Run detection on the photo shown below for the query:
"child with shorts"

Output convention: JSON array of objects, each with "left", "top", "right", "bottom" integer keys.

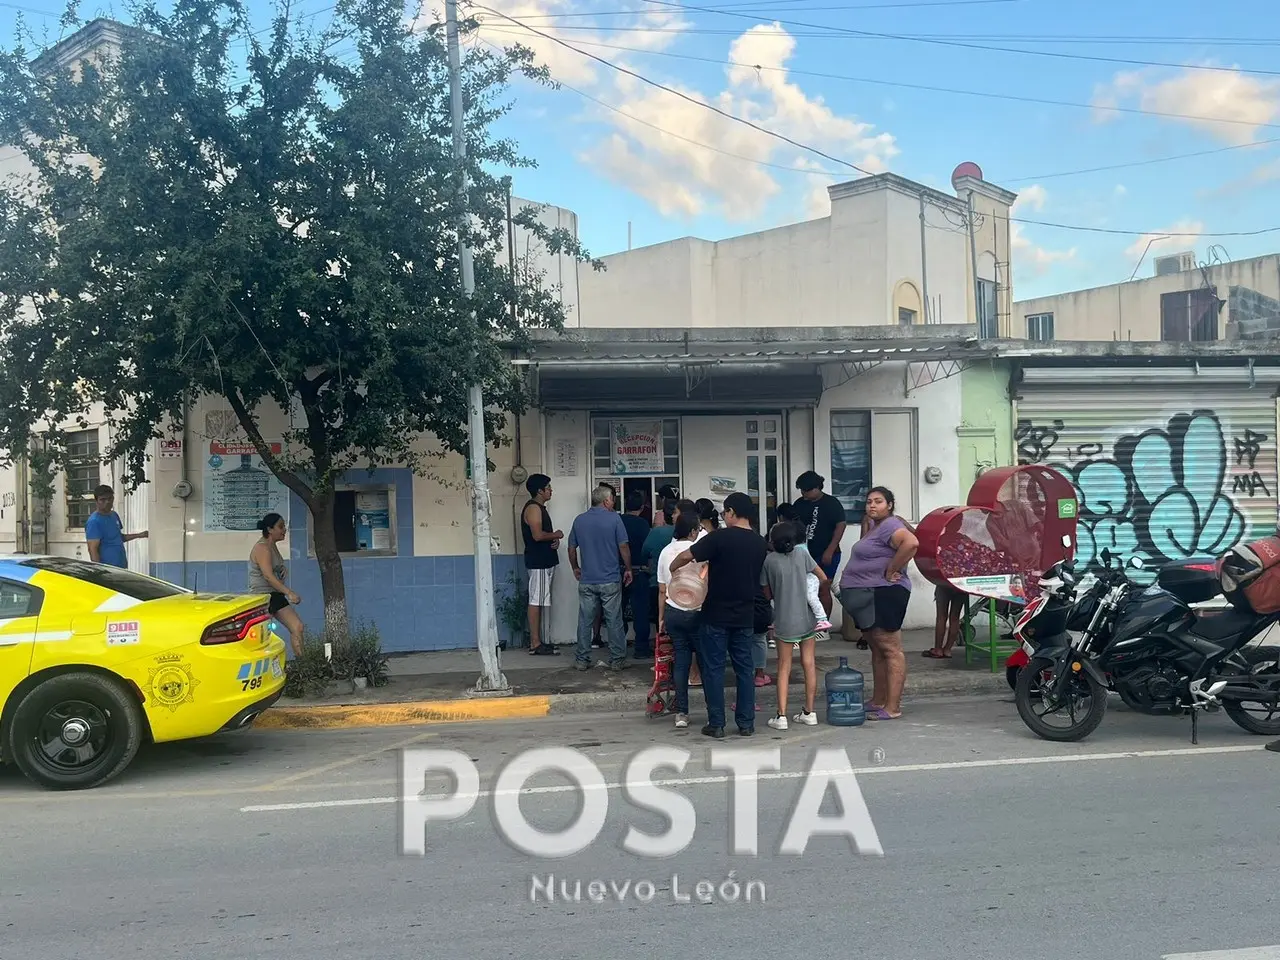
[
  {"left": 761, "top": 518, "right": 832, "bottom": 730},
  {"left": 775, "top": 503, "right": 832, "bottom": 633}
]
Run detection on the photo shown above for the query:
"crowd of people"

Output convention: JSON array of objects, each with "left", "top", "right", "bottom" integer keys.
[{"left": 519, "top": 469, "right": 926, "bottom": 737}]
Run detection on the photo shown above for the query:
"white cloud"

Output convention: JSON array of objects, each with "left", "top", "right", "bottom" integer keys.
[
  {"left": 1122, "top": 219, "right": 1205, "bottom": 263},
  {"left": 1114, "top": 184, "right": 1127, "bottom": 197},
  {"left": 1008, "top": 184, "right": 1075, "bottom": 276},
  {"left": 458, "top": 2, "right": 897, "bottom": 223},
  {"left": 1092, "top": 66, "right": 1280, "bottom": 145},
  {"left": 586, "top": 22, "right": 897, "bottom": 221}
]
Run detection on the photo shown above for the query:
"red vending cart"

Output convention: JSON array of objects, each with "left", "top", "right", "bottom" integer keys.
[{"left": 914, "top": 465, "right": 1078, "bottom": 672}]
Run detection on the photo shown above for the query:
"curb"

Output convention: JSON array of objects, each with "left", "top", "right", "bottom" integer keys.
[
  {"left": 253, "top": 670, "right": 1010, "bottom": 730},
  {"left": 252, "top": 695, "right": 551, "bottom": 730}
]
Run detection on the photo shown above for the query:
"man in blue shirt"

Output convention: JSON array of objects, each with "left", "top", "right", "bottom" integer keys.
[
  {"left": 85, "top": 484, "right": 148, "bottom": 569},
  {"left": 568, "top": 484, "right": 634, "bottom": 672}
]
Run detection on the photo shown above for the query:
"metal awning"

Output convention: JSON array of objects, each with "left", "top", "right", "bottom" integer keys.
[{"left": 515, "top": 326, "right": 998, "bottom": 409}]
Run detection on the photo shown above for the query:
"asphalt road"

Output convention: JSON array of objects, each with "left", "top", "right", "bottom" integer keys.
[{"left": 3, "top": 694, "right": 1280, "bottom": 960}]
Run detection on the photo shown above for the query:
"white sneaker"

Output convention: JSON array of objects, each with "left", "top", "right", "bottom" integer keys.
[
  {"left": 793, "top": 711, "right": 818, "bottom": 726},
  {"left": 767, "top": 714, "right": 789, "bottom": 730},
  {"left": 674, "top": 714, "right": 688, "bottom": 728}
]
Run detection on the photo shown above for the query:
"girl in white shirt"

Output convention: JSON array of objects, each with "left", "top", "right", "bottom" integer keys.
[{"left": 657, "top": 513, "right": 705, "bottom": 728}]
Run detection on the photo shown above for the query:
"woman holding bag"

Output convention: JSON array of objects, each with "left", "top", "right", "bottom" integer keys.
[{"left": 657, "top": 513, "right": 707, "bottom": 729}]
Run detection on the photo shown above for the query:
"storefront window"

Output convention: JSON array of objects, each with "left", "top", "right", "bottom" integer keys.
[{"left": 830, "top": 411, "right": 872, "bottom": 524}]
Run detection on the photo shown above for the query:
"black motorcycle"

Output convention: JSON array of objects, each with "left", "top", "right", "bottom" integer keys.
[{"left": 1014, "top": 553, "right": 1280, "bottom": 744}]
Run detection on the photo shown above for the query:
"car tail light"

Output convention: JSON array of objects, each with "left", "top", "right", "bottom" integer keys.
[{"left": 201, "top": 606, "right": 272, "bottom": 645}]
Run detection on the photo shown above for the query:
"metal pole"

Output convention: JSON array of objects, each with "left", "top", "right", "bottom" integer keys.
[
  {"left": 918, "top": 191, "right": 930, "bottom": 324},
  {"left": 446, "top": 0, "right": 508, "bottom": 694},
  {"left": 966, "top": 190, "right": 983, "bottom": 337}
]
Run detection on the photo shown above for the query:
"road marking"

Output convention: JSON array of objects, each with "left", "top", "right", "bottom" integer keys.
[
  {"left": 1163, "top": 948, "right": 1280, "bottom": 959},
  {"left": 238, "top": 741, "right": 1270, "bottom": 813},
  {"left": 270, "top": 731, "right": 439, "bottom": 787}
]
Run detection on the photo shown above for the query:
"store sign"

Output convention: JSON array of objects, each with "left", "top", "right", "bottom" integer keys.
[
  {"left": 612, "top": 421, "right": 663, "bottom": 474},
  {"left": 203, "top": 440, "right": 288, "bottom": 533}
]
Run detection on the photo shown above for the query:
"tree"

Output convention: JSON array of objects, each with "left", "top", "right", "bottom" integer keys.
[{"left": 0, "top": 0, "right": 597, "bottom": 644}]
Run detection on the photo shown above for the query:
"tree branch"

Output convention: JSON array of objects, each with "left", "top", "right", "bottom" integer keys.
[{"left": 224, "top": 386, "right": 314, "bottom": 507}]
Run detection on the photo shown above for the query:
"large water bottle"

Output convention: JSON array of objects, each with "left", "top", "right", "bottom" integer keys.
[{"left": 825, "top": 656, "right": 866, "bottom": 726}]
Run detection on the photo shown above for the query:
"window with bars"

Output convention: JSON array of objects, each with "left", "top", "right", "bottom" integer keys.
[
  {"left": 65, "top": 429, "right": 101, "bottom": 531},
  {"left": 1026, "top": 312, "right": 1054, "bottom": 341},
  {"left": 830, "top": 411, "right": 872, "bottom": 525},
  {"left": 1160, "top": 289, "right": 1219, "bottom": 342}
]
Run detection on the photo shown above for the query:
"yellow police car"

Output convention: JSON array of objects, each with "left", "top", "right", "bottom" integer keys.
[{"left": 0, "top": 555, "right": 287, "bottom": 790}]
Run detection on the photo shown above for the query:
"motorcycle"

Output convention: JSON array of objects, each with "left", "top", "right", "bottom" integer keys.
[
  {"left": 1005, "top": 548, "right": 1129, "bottom": 691},
  {"left": 1013, "top": 550, "right": 1280, "bottom": 744}
]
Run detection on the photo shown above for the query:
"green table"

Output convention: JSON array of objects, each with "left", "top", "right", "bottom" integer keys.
[{"left": 961, "top": 595, "right": 1021, "bottom": 673}]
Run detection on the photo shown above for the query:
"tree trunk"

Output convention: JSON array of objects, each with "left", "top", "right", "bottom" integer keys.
[{"left": 309, "top": 486, "right": 351, "bottom": 650}]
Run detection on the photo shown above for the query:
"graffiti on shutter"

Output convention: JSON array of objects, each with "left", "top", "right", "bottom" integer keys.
[{"left": 1015, "top": 408, "right": 1275, "bottom": 584}]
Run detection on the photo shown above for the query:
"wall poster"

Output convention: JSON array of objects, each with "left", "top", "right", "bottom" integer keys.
[
  {"left": 355, "top": 490, "right": 392, "bottom": 551},
  {"left": 203, "top": 440, "right": 289, "bottom": 533}
]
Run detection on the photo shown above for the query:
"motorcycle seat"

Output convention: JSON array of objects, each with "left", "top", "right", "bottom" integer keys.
[{"left": 1189, "top": 605, "right": 1265, "bottom": 643}]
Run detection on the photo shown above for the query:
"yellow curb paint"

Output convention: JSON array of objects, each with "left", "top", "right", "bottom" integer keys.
[{"left": 253, "top": 695, "right": 551, "bottom": 730}]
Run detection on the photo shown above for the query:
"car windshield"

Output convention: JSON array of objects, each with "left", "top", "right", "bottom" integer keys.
[{"left": 20, "top": 557, "right": 190, "bottom": 601}]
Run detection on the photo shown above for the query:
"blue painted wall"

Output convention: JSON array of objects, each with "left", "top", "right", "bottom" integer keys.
[{"left": 151, "top": 467, "right": 524, "bottom": 653}]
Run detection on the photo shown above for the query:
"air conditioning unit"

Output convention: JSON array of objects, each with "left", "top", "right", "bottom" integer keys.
[{"left": 1154, "top": 251, "right": 1196, "bottom": 276}]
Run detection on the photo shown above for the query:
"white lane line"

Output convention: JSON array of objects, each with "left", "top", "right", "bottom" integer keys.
[
  {"left": 1163, "top": 948, "right": 1280, "bottom": 959},
  {"left": 239, "top": 742, "right": 1269, "bottom": 813}
]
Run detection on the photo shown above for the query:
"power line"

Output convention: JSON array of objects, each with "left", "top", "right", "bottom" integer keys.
[
  {"left": 478, "top": 34, "right": 1278, "bottom": 188},
  {"left": 480, "top": 26, "right": 1280, "bottom": 132},
  {"left": 472, "top": 10, "right": 1280, "bottom": 239},
  {"left": 636, "top": 0, "right": 1280, "bottom": 77},
  {"left": 1002, "top": 138, "right": 1280, "bottom": 183},
  {"left": 515, "top": 0, "right": 1025, "bottom": 18},
  {"left": 474, "top": 3, "right": 878, "bottom": 175},
  {"left": 489, "top": 19, "right": 1280, "bottom": 46}
]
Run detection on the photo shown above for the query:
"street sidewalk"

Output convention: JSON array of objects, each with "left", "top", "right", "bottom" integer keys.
[{"left": 255, "top": 627, "right": 1012, "bottom": 730}]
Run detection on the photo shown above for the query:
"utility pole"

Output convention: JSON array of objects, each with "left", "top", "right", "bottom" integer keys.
[{"left": 446, "top": 0, "right": 509, "bottom": 695}]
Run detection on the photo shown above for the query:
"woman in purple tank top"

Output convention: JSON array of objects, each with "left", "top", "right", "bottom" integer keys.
[{"left": 838, "top": 486, "right": 918, "bottom": 719}]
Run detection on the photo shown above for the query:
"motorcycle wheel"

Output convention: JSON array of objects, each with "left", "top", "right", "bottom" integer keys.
[
  {"left": 1015, "top": 655, "right": 1108, "bottom": 743},
  {"left": 1222, "top": 645, "right": 1280, "bottom": 736}
]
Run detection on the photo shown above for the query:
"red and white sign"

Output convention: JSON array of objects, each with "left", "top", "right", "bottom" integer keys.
[
  {"left": 159, "top": 439, "right": 183, "bottom": 459},
  {"left": 107, "top": 620, "right": 141, "bottom": 646}
]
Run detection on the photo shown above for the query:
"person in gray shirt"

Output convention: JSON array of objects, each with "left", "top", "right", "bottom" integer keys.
[
  {"left": 760, "top": 519, "right": 831, "bottom": 730},
  {"left": 568, "top": 484, "right": 634, "bottom": 671}
]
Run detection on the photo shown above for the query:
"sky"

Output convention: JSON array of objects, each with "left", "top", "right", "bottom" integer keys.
[{"left": 4, "top": 0, "right": 1279, "bottom": 300}]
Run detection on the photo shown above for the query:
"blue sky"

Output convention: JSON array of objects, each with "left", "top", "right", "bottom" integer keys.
[{"left": 6, "top": 0, "right": 1279, "bottom": 300}]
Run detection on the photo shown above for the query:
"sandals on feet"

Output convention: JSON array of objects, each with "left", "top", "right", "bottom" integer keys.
[{"left": 866, "top": 706, "right": 901, "bottom": 720}]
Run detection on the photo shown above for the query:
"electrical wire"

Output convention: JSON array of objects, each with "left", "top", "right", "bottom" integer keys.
[
  {"left": 473, "top": 8, "right": 1280, "bottom": 239},
  {"left": 635, "top": 0, "right": 1280, "bottom": 77},
  {"left": 474, "top": 3, "right": 877, "bottom": 175},
  {"left": 479, "top": 25, "right": 1280, "bottom": 132}
]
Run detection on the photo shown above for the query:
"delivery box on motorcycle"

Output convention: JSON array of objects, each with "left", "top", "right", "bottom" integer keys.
[{"left": 1219, "top": 537, "right": 1280, "bottom": 614}]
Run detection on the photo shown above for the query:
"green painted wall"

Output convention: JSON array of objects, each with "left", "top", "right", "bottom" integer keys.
[{"left": 957, "top": 360, "right": 1013, "bottom": 491}]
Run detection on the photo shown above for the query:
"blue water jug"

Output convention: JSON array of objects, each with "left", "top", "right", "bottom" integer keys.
[{"left": 825, "top": 656, "right": 865, "bottom": 726}]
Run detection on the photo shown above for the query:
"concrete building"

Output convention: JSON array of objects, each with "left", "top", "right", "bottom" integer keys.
[
  {"left": 576, "top": 165, "right": 1016, "bottom": 335},
  {"left": 1014, "top": 251, "right": 1280, "bottom": 343}
]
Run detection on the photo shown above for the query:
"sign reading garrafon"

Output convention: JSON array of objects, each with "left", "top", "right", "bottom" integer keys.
[
  {"left": 612, "top": 421, "right": 663, "bottom": 474},
  {"left": 204, "top": 440, "right": 289, "bottom": 533}
]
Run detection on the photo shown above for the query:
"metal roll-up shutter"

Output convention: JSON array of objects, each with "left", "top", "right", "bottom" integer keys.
[{"left": 1013, "top": 372, "right": 1279, "bottom": 582}]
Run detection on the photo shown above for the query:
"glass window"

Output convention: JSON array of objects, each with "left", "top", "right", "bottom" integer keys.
[
  {"left": 22, "top": 557, "right": 188, "bottom": 601},
  {"left": 0, "top": 580, "right": 37, "bottom": 618},
  {"left": 764, "top": 420, "right": 777, "bottom": 433},
  {"left": 64, "top": 428, "right": 100, "bottom": 531},
  {"left": 747, "top": 438, "right": 759, "bottom": 451},
  {"left": 332, "top": 487, "right": 396, "bottom": 555},
  {"left": 830, "top": 411, "right": 872, "bottom": 524},
  {"left": 593, "top": 419, "right": 610, "bottom": 439},
  {"left": 1026, "top": 312, "right": 1054, "bottom": 341},
  {"left": 765, "top": 437, "right": 777, "bottom": 450}
]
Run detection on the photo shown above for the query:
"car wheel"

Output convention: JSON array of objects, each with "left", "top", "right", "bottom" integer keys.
[{"left": 6, "top": 672, "right": 143, "bottom": 790}]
